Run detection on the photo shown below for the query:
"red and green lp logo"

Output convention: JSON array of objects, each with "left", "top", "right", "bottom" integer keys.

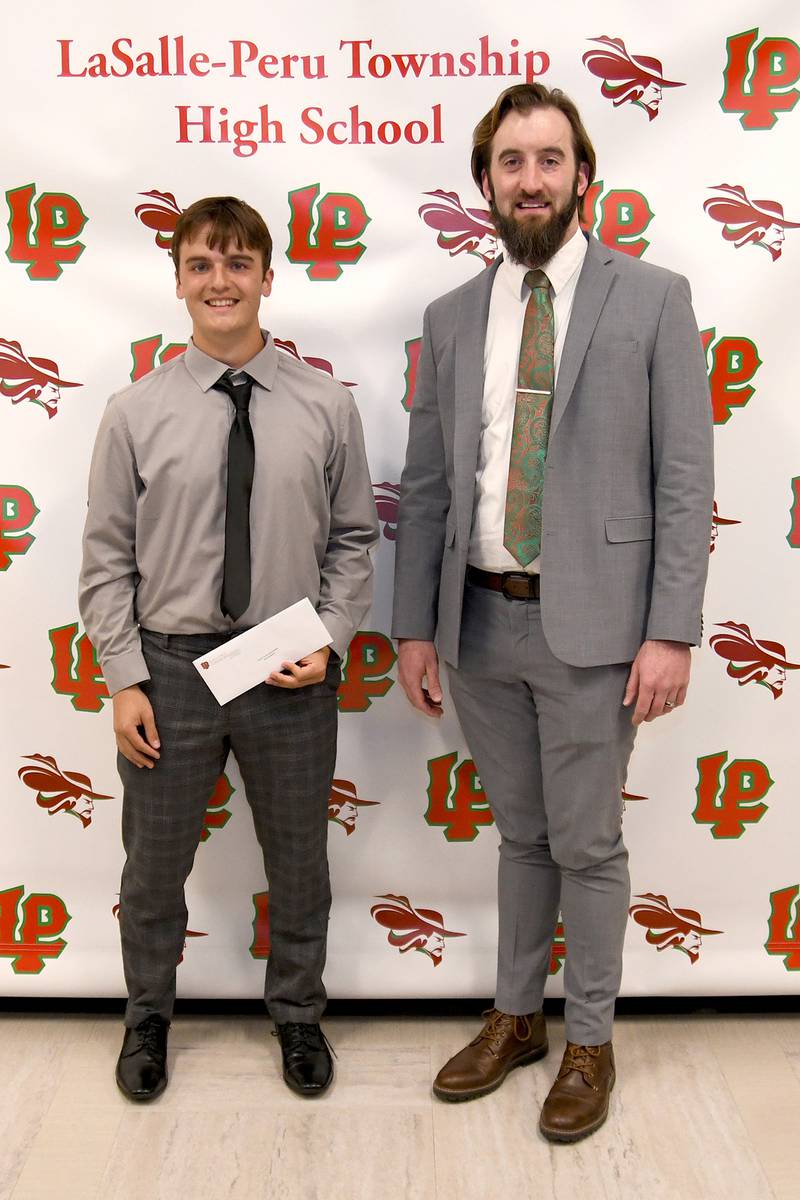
[
  {"left": 580, "top": 181, "right": 654, "bottom": 258},
  {"left": 721, "top": 29, "right": 800, "bottom": 130},
  {"left": 287, "top": 184, "right": 370, "bottom": 280},
  {"left": 426, "top": 752, "right": 493, "bottom": 841},
  {"left": 694, "top": 752, "right": 774, "bottom": 838},
  {"left": 338, "top": 631, "right": 396, "bottom": 712},
  {"left": 49, "top": 623, "right": 109, "bottom": 713},
  {"left": 0, "top": 486, "right": 38, "bottom": 571},
  {"left": 6, "top": 184, "right": 88, "bottom": 280},
  {"left": 700, "top": 329, "right": 761, "bottom": 425},
  {"left": 0, "top": 886, "right": 70, "bottom": 973},
  {"left": 789, "top": 478, "right": 800, "bottom": 549},
  {"left": 766, "top": 885, "right": 800, "bottom": 969}
]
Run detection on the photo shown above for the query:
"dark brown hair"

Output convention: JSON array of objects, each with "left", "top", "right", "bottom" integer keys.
[
  {"left": 171, "top": 196, "right": 273, "bottom": 275},
  {"left": 471, "top": 84, "right": 597, "bottom": 209}
]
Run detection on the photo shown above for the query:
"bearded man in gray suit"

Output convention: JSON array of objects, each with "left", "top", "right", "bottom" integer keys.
[{"left": 392, "top": 83, "right": 713, "bottom": 1142}]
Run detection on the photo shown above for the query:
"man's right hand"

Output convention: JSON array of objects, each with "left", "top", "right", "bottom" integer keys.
[
  {"left": 113, "top": 685, "right": 161, "bottom": 768},
  {"left": 398, "top": 639, "right": 444, "bottom": 718}
]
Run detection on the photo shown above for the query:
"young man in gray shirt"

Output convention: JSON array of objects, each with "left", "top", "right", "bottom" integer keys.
[{"left": 80, "top": 196, "right": 378, "bottom": 1101}]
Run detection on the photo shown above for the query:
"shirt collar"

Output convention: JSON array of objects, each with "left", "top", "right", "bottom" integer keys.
[
  {"left": 500, "top": 226, "right": 588, "bottom": 300},
  {"left": 183, "top": 330, "right": 279, "bottom": 393}
]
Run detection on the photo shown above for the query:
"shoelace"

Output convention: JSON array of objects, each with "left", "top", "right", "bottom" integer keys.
[
  {"left": 134, "top": 1016, "right": 167, "bottom": 1059},
  {"left": 560, "top": 1043, "right": 601, "bottom": 1086},
  {"left": 475, "top": 1007, "right": 533, "bottom": 1049},
  {"left": 273, "top": 1023, "right": 338, "bottom": 1061}
]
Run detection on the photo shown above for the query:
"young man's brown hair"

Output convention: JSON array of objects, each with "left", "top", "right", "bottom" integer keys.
[
  {"left": 171, "top": 196, "right": 273, "bottom": 276},
  {"left": 471, "top": 83, "right": 597, "bottom": 217}
]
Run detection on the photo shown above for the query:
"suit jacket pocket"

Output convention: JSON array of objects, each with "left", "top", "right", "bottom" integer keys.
[
  {"left": 605, "top": 514, "right": 654, "bottom": 543},
  {"left": 585, "top": 339, "right": 639, "bottom": 359}
]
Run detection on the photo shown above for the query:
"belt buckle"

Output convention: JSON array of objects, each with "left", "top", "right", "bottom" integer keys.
[{"left": 500, "top": 571, "right": 532, "bottom": 601}]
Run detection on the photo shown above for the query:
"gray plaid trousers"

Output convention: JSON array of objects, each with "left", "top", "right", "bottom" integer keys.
[{"left": 117, "top": 629, "right": 339, "bottom": 1027}]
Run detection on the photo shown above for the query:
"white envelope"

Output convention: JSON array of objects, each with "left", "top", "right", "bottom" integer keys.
[{"left": 192, "top": 598, "right": 333, "bottom": 705}]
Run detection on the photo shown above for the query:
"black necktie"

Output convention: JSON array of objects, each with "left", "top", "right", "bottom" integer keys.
[{"left": 214, "top": 370, "right": 255, "bottom": 620}]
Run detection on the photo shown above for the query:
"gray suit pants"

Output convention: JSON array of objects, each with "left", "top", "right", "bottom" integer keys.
[
  {"left": 447, "top": 581, "right": 637, "bottom": 1044},
  {"left": 118, "top": 629, "right": 339, "bottom": 1028}
]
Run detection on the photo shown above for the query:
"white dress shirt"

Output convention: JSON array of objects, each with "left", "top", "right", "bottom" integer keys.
[{"left": 468, "top": 226, "right": 588, "bottom": 573}]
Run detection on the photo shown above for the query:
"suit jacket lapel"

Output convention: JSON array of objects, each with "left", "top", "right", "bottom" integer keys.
[
  {"left": 550, "top": 236, "right": 616, "bottom": 440},
  {"left": 454, "top": 257, "right": 501, "bottom": 544}
]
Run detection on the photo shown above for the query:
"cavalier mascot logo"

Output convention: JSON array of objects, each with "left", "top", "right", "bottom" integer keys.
[
  {"left": 0, "top": 338, "right": 81, "bottom": 419},
  {"left": 274, "top": 337, "right": 355, "bottom": 387},
  {"left": 629, "top": 893, "right": 722, "bottom": 964},
  {"left": 18, "top": 753, "right": 112, "bottom": 829},
  {"left": 327, "top": 778, "right": 379, "bottom": 835},
  {"left": 134, "top": 189, "right": 183, "bottom": 249},
  {"left": 710, "top": 501, "right": 740, "bottom": 553},
  {"left": 112, "top": 902, "right": 205, "bottom": 962},
  {"left": 130, "top": 331, "right": 353, "bottom": 385},
  {"left": 582, "top": 36, "right": 685, "bottom": 120},
  {"left": 710, "top": 621, "right": 799, "bottom": 699},
  {"left": 703, "top": 184, "right": 799, "bottom": 261},
  {"left": 372, "top": 482, "right": 401, "bottom": 541},
  {"left": 370, "top": 894, "right": 464, "bottom": 966},
  {"left": 418, "top": 190, "right": 497, "bottom": 266}
]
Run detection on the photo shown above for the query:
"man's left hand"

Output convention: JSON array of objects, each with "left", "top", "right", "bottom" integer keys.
[
  {"left": 267, "top": 646, "right": 331, "bottom": 689},
  {"left": 623, "top": 639, "right": 691, "bottom": 726}
]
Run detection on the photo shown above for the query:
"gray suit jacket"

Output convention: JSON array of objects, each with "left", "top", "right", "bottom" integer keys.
[{"left": 392, "top": 235, "right": 714, "bottom": 668}]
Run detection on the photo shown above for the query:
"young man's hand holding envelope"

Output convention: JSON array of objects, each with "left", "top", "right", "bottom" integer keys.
[{"left": 193, "top": 597, "right": 333, "bottom": 706}]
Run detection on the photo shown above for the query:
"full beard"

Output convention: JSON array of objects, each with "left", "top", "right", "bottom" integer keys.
[{"left": 490, "top": 185, "right": 579, "bottom": 268}]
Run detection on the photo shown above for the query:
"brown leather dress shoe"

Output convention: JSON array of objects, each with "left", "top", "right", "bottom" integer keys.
[
  {"left": 433, "top": 1007, "right": 548, "bottom": 1102},
  {"left": 539, "top": 1041, "right": 615, "bottom": 1142}
]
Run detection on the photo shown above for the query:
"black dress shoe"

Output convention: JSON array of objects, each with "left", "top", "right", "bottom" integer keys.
[
  {"left": 115, "top": 1014, "right": 170, "bottom": 1101},
  {"left": 275, "top": 1021, "right": 334, "bottom": 1096}
]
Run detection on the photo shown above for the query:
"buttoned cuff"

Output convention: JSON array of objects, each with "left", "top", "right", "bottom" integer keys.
[{"left": 101, "top": 647, "right": 151, "bottom": 696}]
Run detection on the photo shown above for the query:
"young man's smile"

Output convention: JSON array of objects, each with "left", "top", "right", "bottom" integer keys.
[{"left": 175, "top": 228, "right": 273, "bottom": 364}]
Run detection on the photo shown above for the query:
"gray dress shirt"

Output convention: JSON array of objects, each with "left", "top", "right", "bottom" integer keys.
[{"left": 79, "top": 333, "right": 379, "bottom": 695}]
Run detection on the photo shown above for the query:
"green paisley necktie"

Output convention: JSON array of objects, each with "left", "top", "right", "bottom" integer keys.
[{"left": 503, "top": 269, "right": 554, "bottom": 567}]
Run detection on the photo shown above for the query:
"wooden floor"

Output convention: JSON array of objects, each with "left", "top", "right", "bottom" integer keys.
[{"left": 3, "top": 1010, "right": 799, "bottom": 1199}]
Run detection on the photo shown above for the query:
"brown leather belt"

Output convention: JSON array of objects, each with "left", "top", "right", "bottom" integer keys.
[{"left": 466, "top": 565, "right": 541, "bottom": 601}]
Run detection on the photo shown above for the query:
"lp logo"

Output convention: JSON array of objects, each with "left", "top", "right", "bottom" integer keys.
[
  {"left": 425, "top": 752, "right": 494, "bottom": 842},
  {"left": 0, "top": 885, "right": 71, "bottom": 973},
  {"left": 580, "top": 180, "right": 654, "bottom": 258},
  {"left": 337, "top": 632, "right": 396, "bottom": 712},
  {"left": 287, "top": 183, "right": 370, "bottom": 280},
  {"left": 250, "top": 892, "right": 271, "bottom": 959},
  {"left": 788, "top": 478, "right": 800, "bottom": 550},
  {"left": 0, "top": 486, "right": 39, "bottom": 571},
  {"left": 766, "top": 885, "right": 800, "bottom": 970},
  {"left": 694, "top": 751, "right": 774, "bottom": 838},
  {"left": 49, "top": 623, "right": 109, "bottom": 713},
  {"left": 201, "top": 774, "right": 234, "bottom": 842},
  {"left": 700, "top": 328, "right": 762, "bottom": 425},
  {"left": 130, "top": 334, "right": 187, "bottom": 382},
  {"left": 721, "top": 29, "right": 800, "bottom": 130},
  {"left": 6, "top": 183, "right": 88, "bottom": 280}
]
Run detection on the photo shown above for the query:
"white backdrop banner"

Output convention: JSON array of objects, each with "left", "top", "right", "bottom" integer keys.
[{"left": 2, "top": 0, "right": 799, "bottom": 999}]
